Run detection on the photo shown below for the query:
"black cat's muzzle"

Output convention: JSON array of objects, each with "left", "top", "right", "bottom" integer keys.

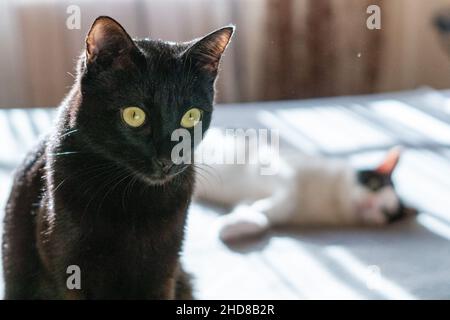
[{"left": 146, "top": 159, "right": 188, "bottom": 184}]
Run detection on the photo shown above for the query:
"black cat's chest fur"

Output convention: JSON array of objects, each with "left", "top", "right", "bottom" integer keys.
[{"left": 38, "top": 136, "right": 194, "bottom": 299}]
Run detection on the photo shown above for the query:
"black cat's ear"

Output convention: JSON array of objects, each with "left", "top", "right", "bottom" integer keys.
[
  {"left": 85, "top": 16, "right": 136, "bottom": 65},
  {"left": 376, "top": 147, "right": 402, "bottom": 176},
  {"left": 185, "top": 25, "right": 235, "bottom": 74}
]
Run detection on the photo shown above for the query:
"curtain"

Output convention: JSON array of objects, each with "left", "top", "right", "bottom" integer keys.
[{"left": 1, "top": 0, "right": 450, "bottom": 108}]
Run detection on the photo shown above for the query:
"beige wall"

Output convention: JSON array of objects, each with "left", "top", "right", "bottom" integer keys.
[
  {"left": 378, "top": 0, "right": 450, "bottom": 92},
  {"left": 1, "top": 0, "right": 450, "bottom": 108}
]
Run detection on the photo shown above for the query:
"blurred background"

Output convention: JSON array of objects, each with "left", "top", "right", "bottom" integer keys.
[
  {"left": 1, "top": 0, "right": 450, "bottom": 299},
  {"left": 2, "top": 0, "right": 450, "bottom": 108}
]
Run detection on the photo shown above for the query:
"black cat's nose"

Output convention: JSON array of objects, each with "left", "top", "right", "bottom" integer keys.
[{"left": 155, "top": 159, "right": 174, "bottom": 174}]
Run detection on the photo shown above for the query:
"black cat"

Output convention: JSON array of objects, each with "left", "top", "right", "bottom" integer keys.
[{"left": 2, "top": 16, "right": 234, "bottom": 299}]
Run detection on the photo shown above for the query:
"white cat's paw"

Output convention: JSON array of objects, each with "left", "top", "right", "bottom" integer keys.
[{"left": 218, "top": 205, "right": 269, "bottom": 242}]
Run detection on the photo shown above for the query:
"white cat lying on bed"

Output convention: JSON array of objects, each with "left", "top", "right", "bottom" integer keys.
[{"left": 194, "top": 129, "right": 412, "bottom": 242}]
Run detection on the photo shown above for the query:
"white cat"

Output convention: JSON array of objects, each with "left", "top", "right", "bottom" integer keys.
[{"left": 194, "top": 129, "right": 411, "bottom": 242}]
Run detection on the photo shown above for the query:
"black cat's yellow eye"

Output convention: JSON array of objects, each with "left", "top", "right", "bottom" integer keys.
[
  {"left": 122, "top": 107, "right": 146, "bottom": 127},
  {"left": 181, "top": 108, "right": 202, "bottom": 128}
]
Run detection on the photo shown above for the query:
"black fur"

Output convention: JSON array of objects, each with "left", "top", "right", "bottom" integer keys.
[
  {"left": 357, "top": 169, "right": 411, "bottom": 222},
  {"left": 2, "top": 16, "right": 233, "bottom": 299}
]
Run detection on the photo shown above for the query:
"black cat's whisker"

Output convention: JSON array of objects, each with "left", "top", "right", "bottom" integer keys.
[
  {"left": 171, "top": 168, "right": 192, "bottom": 192},
  {"left": 52, "top": 162, "right": 119, "bottom": 194},
  {"left": 199, "top": 163, "right": 222, "bottom": 183},
  {"left": 82, "top": 168, "right": 128, "bottom": 219},
  {"left": 96, "top": 170, "right": 135, "bottom": 214},
  {"left": 193, "top": 163, "right": 221, "bottom": 185},
  {"left": 75, "top": 163, "right": 124, "bottom": 198},
  {"left": 192, "top": 166, "right": 218, "bottom": 195},
  {"left": 79, "top": 167, "right": 121, "bottom": 195},
  {"left": 48, "top": 151, "right": 80, "bottom": 157},
  {"left": 192, "top": 166, "right": 209, "bottom": 183},
  {"left": 77, "top": 163, "right": 137, "bottom": 224},
  {"left": 53, "top": 157, "right": 142, "bottom": 200},
  {"left": 53, "top": 177, "right": 69, "bottom": 193},
  {"left": 60, "top": 128, "right": 79, "bottom": 138},
  {"left": 122, "top": 174, "right": 139, "bottom": 211},
  {"left": 78, "top": 173, "right": 122, "bottom": 216}
]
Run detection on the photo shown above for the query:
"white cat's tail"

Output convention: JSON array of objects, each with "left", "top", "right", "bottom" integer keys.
[{"left": 218, "top": 205, "right": 270, "bottom": 242}]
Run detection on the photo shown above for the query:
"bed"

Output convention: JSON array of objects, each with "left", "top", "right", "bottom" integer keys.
[{"left": 1, "top": 88, "right": 449, "bottom": 299}]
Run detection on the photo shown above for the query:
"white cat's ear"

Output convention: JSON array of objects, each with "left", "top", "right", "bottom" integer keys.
[
  {"left": 184, "top": 25, "right": 235, "bottom": 74},
  {"left": 376, "top": 147, "right": 402, "bottom": 175},
  {"left": 85, "top": 16, "right": 136, "bottom": 64}
]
